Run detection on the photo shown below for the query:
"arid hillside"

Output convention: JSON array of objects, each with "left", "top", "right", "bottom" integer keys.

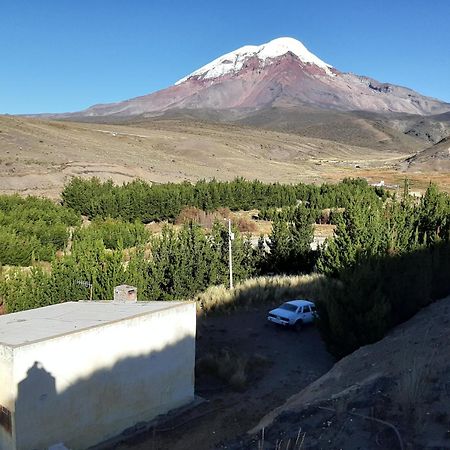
[
  {"left": 403, "top": 136, "right": 450, "bottom": 172},
  {"left": 0, "top": 114, "right": 440, "bottom": 198}
]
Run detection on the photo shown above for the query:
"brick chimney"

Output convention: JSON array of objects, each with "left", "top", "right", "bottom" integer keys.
[{"left": 113, "top": 285, "right": 137, "bottom": 303}]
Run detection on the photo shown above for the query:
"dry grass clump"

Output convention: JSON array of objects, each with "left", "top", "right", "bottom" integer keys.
[
  {"left": 175, "top": 206, "right": 232, "bottom": 229},
  {"left": 196, "top": 349, "right": 248, "bottom": 390},
  {"left": 175, "top": 206, "right": 258, "bottom": 233},
  {"left": 196, "top": 349, "right": 271, "bottom": 391},
  {"left": 395, "top": 334, "right": 437, "bottom": 424},
  {"left": 313, "top": 223, "right": 336, "bottom": 238},
  {"left": 175, "top": 206, "right": 213, "bottom": 227},
  {"left": 195, "top": 274, "right": 331, "bottom": 314},
  {"left": 235, "top": 216, "right": 257, "bottom": 232}
]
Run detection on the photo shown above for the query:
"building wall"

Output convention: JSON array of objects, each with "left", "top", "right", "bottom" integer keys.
[
  {"left": 0, "top": 345, "right": 14, "bottom": 450},
  {"left": 10, "top": 302, "right": 196, "bottom": 450}
]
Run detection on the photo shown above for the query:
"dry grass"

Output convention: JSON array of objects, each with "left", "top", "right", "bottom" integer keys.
[
  {"left": 176, "top": 207, "right": 259, "bottom": 233},
  {"left": 232, "top": 210, "right": 272, "bottom": 235},
  {"left": 0, "top": 261, "right": 52, "bottom": 276},
  {"left": 175, "top": 206, "right": 228, "bottom": 228},
  {"left": 257, "top": 427, "right": 306, "bottom": 450},
  {"left": 395, "top": 328, "right": 437, "bottom": 424},
  {"left": 396, "top": 358, "right": 429, "bottom": 418},
  {"left": 313, "top": 224, "right": 336, "bottom": 238},
  {"left": 196, "top": 349, "right": 271, "bottom": 391},
  {"left": 325, "top": 168, "right": 450, "bottom": 194},
  {"left": 235, "top": 216, "right": 258, "bottom": 233},
  {"left": 194, "top": 274, "right": 332, "bottom": 314}
]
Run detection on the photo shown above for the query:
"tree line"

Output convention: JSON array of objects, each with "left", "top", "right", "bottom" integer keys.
[{"left": 62, "top": 177, "right": 387, "bottom": 222}]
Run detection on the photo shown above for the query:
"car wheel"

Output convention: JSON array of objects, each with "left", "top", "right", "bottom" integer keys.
[{"left": 293, "top": 320, "right": 303, "bottom": 331}]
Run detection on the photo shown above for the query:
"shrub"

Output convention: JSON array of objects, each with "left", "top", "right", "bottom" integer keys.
[
  {"left": 196, "top": 349, "right": 271, "bottom": 391},
  {"left": 73, "top": 218, "right": 150, "bottom": 250},
  {"left": 0, "top": 194, "right": 80, "bottom": 265}
]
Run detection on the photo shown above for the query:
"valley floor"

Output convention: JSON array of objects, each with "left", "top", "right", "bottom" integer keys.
[{"left": 3, "top": 115, "right": 446, "bottom": 198}]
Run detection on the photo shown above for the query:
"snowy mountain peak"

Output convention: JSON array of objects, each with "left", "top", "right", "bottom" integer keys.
[
  {"left": 258, "top": 37, "right": 331, "bottom": 68},
  {"left": 175, "top": 37, "right": 333, "bottom": 85}
]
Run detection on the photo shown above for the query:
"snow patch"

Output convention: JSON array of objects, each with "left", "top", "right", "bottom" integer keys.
[{"left": 176, "top": 37, "right": 333, "bottom": 85}]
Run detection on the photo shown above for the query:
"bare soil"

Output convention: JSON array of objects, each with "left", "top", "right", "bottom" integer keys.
[{"left": 112, "top": 306, "right": 334, "bottom": 450}]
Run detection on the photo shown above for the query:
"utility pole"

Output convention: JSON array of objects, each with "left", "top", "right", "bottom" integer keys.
[{"left": 227, "top": 218, "right": 234, "bottom": 290}]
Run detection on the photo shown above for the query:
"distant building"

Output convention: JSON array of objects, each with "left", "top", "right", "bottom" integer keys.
[
  {"left": 0, "top": 289, "right": 196, "bottom": 450},
  {"left": 370, "top": 180, "right": 399, "bottom": 189}
]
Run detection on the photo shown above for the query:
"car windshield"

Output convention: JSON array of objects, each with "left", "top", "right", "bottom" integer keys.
[{"left": 280, "top": 303, "right": 298, "bottom": 312}]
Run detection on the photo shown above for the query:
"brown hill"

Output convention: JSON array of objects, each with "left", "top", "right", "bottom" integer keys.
[
  {"left": 386, "top": 111, "right": 450, "bottom": 145},
  {"left": 231, "top": 106, "right": 425, "bottom": 152},
  {"left": 403, "top": 136, "right": 450, "bottom": 172},
  {"left": 1, "top": 115, "right": 414, "bottom": 198}
]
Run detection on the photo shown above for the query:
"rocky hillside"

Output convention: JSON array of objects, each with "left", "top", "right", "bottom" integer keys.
[{"left": 403, "top": 136, "right": 450, "bottom": 172}]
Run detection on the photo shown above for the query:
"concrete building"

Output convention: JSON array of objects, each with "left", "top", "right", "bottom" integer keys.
[{"left": 0, "top": 298, "right": 196, "bottom": 450}]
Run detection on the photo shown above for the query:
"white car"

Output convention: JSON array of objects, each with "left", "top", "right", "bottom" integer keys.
[{"left": 267, "top": 299, "right": 317, "bottom": 330}]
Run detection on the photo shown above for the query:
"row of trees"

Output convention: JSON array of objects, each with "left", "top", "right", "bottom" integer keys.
[{"left": 62, "top": 177, "right": 386, "bottom": 222}]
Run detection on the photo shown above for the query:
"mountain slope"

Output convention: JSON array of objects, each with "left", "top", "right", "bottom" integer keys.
[
  {"left": 392, "top": 111, "right": 450, "bottom": 144},
  {"left": 404, "top": 136, "right": 450, "bottom": 171},
  {"left": 63, "top": 37, "right": 450, "bottom": 119},
  {"left": 175, "top": 36, "right": 334, "bottom": 83},
  {"left": 232, "top": 106, "right": 426, "bottom": 152}
]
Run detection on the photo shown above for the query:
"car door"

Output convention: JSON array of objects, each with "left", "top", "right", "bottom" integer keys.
[{"left": 302, "top": 305, "right": 313, "bottom": 323}]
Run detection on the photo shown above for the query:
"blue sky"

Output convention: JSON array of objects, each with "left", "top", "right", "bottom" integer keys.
[{"left": 1, "top": 0, "right": 449, "bottom": 114}]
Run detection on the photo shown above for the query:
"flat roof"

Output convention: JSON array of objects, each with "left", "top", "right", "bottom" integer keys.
[{"left": 0, "top": 301, "right": 191, "bottom": 348}]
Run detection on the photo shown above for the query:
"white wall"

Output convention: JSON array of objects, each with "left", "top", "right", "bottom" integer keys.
[
  {"left": 0, "top": 344, "right": 14, "bottom": 450},
  {"left": 8, "top": 302, "right": 195, "bottom": 450}
]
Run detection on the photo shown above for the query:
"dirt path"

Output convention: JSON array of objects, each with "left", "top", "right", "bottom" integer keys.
[{"left": 113, "top": 306, "right": 334, "bottom": 450}]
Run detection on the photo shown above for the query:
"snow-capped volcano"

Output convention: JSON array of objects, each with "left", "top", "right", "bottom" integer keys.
[
  {"left": 176, "top": 37, "right": 334, "bottom": 84},
  {"left": 61, "top": 37, "right": 450, "bottom": 119}
]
